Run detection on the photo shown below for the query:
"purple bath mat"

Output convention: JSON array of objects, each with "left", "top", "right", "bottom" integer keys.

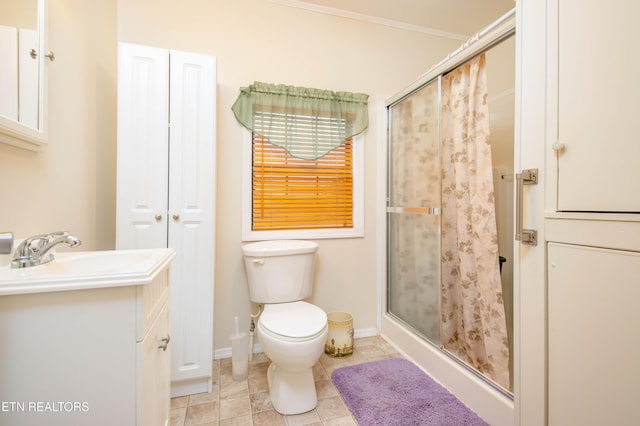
[{"left": 332, "top": 358, "right": 489, "bottom": 426}]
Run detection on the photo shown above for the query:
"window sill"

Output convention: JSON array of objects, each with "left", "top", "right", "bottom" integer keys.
[{"left": 241, "top": 227, "right": 364, "bottom": 242}]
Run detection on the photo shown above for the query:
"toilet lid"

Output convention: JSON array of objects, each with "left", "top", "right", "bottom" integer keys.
[{"left": 261, "top": 301, "right": 327, "bottom": 339}]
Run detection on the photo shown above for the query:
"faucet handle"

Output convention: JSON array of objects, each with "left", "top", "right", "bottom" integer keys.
[
  {"left": 45, "top": 231, "right": 70, "bottom": 239},
  {"left": 15, "top": 234, "right": 48, "bottom": 257},
  {"left": 0, "top": 232, "right": 13, "bottom": 255},
  {"left": 33, "top": 231, "right": 69, "bottom": 252}
]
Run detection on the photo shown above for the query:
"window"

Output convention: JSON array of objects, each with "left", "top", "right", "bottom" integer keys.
[
  {"left": 233, "top": 82, "right": 368, "bottom": 240},
  {"left": 253, "top": 132, "right": 353, "bottom": 231},
  {"left": 242, "top": 129, "right": 364, "bottom": 241}
]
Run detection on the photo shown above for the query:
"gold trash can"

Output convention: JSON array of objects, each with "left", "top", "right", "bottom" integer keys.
[{"left": 324, "top": 311, "right": 354, "bottom": 357}]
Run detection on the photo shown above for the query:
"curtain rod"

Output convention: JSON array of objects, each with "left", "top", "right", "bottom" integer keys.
[{"left": 386, "top": 7, "right": 516, "bottom": 107}]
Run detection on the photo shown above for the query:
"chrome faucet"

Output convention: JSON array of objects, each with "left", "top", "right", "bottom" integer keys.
[{"left": 11, "top": 231, "right": 82, "bottom": 268}]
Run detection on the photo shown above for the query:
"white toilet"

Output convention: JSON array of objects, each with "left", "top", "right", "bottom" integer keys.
[{"left": 242, "top": 240, "right": 328, "bottom": 415}]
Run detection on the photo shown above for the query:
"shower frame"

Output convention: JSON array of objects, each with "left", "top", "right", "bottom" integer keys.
[{"left": 380, "top": 8, "right": 516, "bottom": 426}]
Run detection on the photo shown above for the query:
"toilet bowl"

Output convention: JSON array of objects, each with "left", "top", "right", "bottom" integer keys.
[
  {"left": 242, "top": 240, "right": 327, "bottom": 415},
  {"left": 257, "top": 301, "right": 328, "bottom": 414}
]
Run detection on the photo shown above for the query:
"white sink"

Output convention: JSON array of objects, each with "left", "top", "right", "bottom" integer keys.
[
  {"left": 0, "top": 248, "right": 175, "bottom": 296},
  {"left": 42, "top": 250, "right": 158, "bottom": 274}
]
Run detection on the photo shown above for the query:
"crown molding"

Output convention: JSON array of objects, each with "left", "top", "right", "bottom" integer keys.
[{"left": 267, "top": 0, "right": 469, "bottom": 41}]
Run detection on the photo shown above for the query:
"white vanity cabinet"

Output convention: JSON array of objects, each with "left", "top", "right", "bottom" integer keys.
[
  {"left": 116, "top": 42, "right": 216, "bottom": 397},
  {"left": 141, "top": 301, "right": 171, "bottom": 426},
  {"left": 0, "top": 249, "right": 174, "bottom": 426}
]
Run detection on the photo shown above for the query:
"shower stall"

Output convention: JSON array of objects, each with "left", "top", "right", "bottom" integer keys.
[{"left": 382, "top": 10, "right": 515, "bottom": 425}]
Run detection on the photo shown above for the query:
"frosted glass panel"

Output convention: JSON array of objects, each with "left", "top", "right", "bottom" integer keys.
[{"left": 387, "top": 78, "right": 440, "bottom": 343}]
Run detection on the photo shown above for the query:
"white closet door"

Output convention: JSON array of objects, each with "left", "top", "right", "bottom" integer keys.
[
  {"left": 548, "top": 243, "right": 640, "bottom": 425},
  {"left": 167, "top": 50, "right": 216, "bottom": 387},
  {"left": 555, "top": 1, "right": 640, "bottom": 212},
  {"left": 116, "top": 43, "right": 169, "bottom": 250}
]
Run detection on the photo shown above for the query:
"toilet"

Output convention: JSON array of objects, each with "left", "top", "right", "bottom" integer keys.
[{"left": 242, "top": 240, "right": 328, "bottom": 415}]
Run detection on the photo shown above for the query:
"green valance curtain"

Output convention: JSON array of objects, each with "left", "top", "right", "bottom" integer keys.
[{"left": 231, "top": 81, "right": 369, "bottom": 160}]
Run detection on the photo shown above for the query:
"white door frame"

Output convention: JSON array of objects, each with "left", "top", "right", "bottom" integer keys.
[{"left": 514, "top": 1, "right": 547, "bottom": 424}]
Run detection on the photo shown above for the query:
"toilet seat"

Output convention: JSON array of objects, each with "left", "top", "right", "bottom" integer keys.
[{"left": 260, "top": 301, "right": 327, "bottom": 341}]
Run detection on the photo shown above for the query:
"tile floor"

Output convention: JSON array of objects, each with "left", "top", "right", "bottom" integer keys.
[{"left": 170, "top": 335, "right": 402, "bottom": 426}]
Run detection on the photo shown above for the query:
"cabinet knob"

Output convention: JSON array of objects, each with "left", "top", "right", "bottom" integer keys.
[
  {"left": 31, "top": 49, "right": 55, "bottom": 61},
  {"left": 172, "top": 214, "right": 180, "bottom": 221},
  {"left": 158, "top": 334, "right": 170, "bottom": 352},
  {"left": 552, "top": 140, "right": 566, "bottom": 152},
  {"left": 155, "top": 214, "right": 163, "bottom": 222}
]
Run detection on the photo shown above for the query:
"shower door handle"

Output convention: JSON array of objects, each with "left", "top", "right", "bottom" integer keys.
[
  {"left": 515, "top": 168, "right": 538, "bottom": 245},
  {"left": 386, "top": 207, "right": 441, "bottom": 215}
]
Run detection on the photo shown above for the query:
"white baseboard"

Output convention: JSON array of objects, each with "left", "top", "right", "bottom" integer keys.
[
  {"left": 354, "top": 327, "right": 378, "bottom": 339},
  {"left": 214, "top": 327, "right": 379, "bottom": 360},
  {"left": 170, "top": 377, "right": 212, "bottom": 398}
]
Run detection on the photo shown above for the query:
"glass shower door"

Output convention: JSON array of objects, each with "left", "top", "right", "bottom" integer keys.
[{"left": 387, "top": 78, "right": 441, "bottom": 344}]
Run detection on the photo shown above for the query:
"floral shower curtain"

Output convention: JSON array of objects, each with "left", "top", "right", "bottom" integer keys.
[{"left": 440, "top": 54, "right": 510, "bottom": 389}]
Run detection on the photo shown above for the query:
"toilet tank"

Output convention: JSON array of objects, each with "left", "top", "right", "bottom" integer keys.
[{"left": 242, "top": 240, "right": 318, "bottom": 303}]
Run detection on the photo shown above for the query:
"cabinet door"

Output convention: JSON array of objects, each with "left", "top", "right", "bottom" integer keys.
[
  {"left": 140, "top": 303, "right": 170, "bottom": 426},
  {"left": 548, "top": 243, "right": 640, "bottom": 425},
  {"left": 167, "top": 51, "right": 216, "bottom": 389},
  {"left": 116, "top": 43, "right": 169, "bottom": 249},
  {"left": 18, "top": 29, "right": 39, "bottom": 129},
  {"left": 554, "top": 1, "right": 640, "bottom": 212},
  {"left": 0, "top": 26, "right": 18, "bottom": 121}
]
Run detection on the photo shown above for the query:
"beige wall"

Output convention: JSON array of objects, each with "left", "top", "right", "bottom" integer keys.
[
  {"left": 0, "top": 0, "right": 462, "bottom": 353},
  {"left": 0, "top": 0, "right": 38, "bottom": 29},
  {"left": 117, "top": 0, "right": 463, "bottom": 351},
  {"left": 117, "top": 0, "right": 461, "bottom": 351},
  {"left": 0, "top": 0, "right": 117, "bottom": 250}
]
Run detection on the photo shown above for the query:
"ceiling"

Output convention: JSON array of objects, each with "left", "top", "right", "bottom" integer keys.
[{"left": 289, "top": 0, "right": 515, "bottom": 38}]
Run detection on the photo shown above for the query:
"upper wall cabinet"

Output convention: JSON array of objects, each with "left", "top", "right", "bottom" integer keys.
[
  {"left": 0, "top": 0, "right": 48, "bottom": 151},
  {"left": 549, "top": 0, "right": 640, "bottom": 212}
]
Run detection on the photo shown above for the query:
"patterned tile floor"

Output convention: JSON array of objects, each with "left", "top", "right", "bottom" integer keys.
[{"left": 170, "top": 336, "right": 402, "bottom": 426}]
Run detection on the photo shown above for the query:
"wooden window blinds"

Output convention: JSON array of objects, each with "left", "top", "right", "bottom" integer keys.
[{"left": 252, "top": 134, "right": 353, "bottom": 231}]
